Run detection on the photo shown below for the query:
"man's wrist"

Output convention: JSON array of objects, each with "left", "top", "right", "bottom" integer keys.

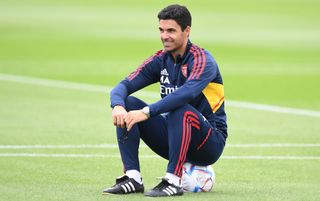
[
  {"left": 112, "top": 104, "right": 125, "bottom": 109},
  {"left": 142, "top": 106, "right": 150, "bottom": 118}
]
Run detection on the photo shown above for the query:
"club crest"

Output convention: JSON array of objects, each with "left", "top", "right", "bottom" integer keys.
[{"left": 181, "top": 64, "right": 188, "bottom": 77}]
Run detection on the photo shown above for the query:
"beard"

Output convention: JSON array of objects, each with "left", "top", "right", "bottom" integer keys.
[{"left": 162, "top": 39, "right": 183, "bottom": 53}]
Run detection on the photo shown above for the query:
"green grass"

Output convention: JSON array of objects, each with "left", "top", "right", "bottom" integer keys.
[{"left": 0, "top": 0, "right": 320, "bottom": 201}]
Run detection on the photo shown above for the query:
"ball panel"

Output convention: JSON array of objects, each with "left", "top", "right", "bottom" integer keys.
[{"left": 181, "top": 162, "right": 215, "bottom": 193}]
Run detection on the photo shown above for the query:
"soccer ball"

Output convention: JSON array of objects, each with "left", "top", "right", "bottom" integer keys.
[{"left": 181, "top": 162, "right": 215, "bottom": 192}]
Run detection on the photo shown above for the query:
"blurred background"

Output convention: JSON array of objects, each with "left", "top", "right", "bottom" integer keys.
[
  {"left": 0, "top": 1, "right": 319, "bottom": 201},
  {"left": 1, "top": 0, "right": 319, "bottom": 109}
]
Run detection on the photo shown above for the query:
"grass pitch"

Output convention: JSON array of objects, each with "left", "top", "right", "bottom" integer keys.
[{"left": 0, "top": 1, "right": 319, "bottom": 201}]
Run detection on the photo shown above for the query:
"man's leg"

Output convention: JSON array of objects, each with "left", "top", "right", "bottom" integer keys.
[
  {"left": 103, "top": 96, "right": 168, "bottom": 195},
  {"left": 185, "top": 124, "right": 226, "bottom": 167},
  {"left": 144, "top": 104, "right": 225, "bottom": 197},
  {"left": 116, "top": 96, "right": 169, "bottom": 173},
  {"left": 166, "top": 104, "right": 226, "bottom": 177}
]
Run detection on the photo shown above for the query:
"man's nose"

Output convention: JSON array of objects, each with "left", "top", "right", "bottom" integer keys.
[{"left": 161, "top": 32, "right": 169, "bottom": 40}]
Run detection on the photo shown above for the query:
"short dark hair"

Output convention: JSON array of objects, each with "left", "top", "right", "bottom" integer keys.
[{"left": 157, "top": 4, "right": 192, "bottom": 31}]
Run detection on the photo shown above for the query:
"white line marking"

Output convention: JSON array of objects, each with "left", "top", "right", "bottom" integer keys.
[
  {"left": 0, "top": 143, "right": 319, "bottom": 149},
  {"left": 0, "top": 73, "right": 159, "bottom": 98},
  {"left": 222, "top": 156, "right": 320, "bottom": 160},
  {"left": 226, "top": 144, "right": 320, "bottom": 148},
  {"left": 0, "top": 153, "right": 156, "bottom": 158},
  {"left": 0, "top": 144, "right": 121, "bottom": 149},
  {"left": 0, "top": 73, "right": 319, "bottom": 117},
  {"left": 226, "top": 101, "right": 320, "bottom": 117},
  {"left": 0, "top": 153, "right": 318, "bottom": 160}
]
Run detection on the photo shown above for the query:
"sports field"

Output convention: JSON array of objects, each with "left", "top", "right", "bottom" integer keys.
[{"left": 0, "top": 0, "right": 319, "bottom": 201}]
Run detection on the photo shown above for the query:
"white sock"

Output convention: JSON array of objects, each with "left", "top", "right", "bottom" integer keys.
[
  {"left": 165, "top": 172, "right": 181, "bottom": 187},
  {"left": 126, "top": 170, "right": 143, "bottom": 184}
]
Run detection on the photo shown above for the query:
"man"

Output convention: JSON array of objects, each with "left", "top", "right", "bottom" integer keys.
[{"left": 103, "top": 4, "right": 227, "bottom": 197}]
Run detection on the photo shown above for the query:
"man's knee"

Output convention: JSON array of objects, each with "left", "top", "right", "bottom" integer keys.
[
  {"left": 170, "top": 104, "right": 194, "bottom": 115},
  {"left": 168, "top": 104, "right": 198, "bottom": 120},
  {"left": 125, "top": 96, "right": 147, "bottom": 111}
]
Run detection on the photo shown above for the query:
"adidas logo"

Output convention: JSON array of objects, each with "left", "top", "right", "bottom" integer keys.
[
  {"left": 162, "top": 186, "right": 177, "bottom": 196},
  {"left": 120, "top": 181, "right": 136, "bottom": 193},
  {"left": 161, "top": 68, "right": 169, "bottom": 76}
]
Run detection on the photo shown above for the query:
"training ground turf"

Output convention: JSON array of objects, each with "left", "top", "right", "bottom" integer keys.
[{"left": 0, "top": 1, "right": 319, "bottom": 201}]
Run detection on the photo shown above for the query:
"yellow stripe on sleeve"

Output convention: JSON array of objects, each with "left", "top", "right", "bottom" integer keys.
[{"left": 202, "top": 82, "right": 225, "bottom": 112}]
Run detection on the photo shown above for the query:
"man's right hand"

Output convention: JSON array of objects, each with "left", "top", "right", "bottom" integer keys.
[{"left": 112, "top": 105, "right": 127, "bottom": 128}]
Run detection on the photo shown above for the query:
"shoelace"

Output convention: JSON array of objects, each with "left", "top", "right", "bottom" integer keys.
[
  {"left": 118, "top": 179, "right": 131, "bottom": 186},
  {"left": 153, "top": 179, "right": 171, "bottom": 190},
  {"left": 111, "top": 176, "right": 129, "bottom": 187}
]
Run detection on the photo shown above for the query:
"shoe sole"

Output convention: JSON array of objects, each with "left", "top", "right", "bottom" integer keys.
[
  {"left": 144, "top": 192, "right": 183, "bottom": 197},
  {"left": 102, "top": 192, "right": 117, "bottom": 195},
  {"left": 102, "top": 191, "right": 144, "bottom": 195}
]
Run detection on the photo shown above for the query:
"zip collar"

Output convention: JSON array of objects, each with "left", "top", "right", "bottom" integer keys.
[{"left": 168, "top": 40, "right": 192, "bottom": 64}]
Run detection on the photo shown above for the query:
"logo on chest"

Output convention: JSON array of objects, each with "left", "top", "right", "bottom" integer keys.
[
  {"left": 160, "top": 68, "right": 178, "bottom": 95},
  {"left": 181, "top": 64, "right": 188, "bottom": 78},
  {"left": 160, "top": 68, "right": 170, "bottom": 84}
]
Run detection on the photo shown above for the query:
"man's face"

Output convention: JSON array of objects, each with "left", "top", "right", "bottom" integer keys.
[{"left": 159, "top": 19, "right": 190, "bottom": 53}]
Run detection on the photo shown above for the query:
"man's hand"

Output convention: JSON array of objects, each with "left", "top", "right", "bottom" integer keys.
[
  {"left": 124, "top": 110, "right": 149, "bottom": 131},
  {"left": 112, "top": 105, "right": 128, "bottom": 128}
]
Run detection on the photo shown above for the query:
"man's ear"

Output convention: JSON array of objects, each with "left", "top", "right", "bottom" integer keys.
[{"left": 184, "top": 26, "right": 191, "bottom": 37}]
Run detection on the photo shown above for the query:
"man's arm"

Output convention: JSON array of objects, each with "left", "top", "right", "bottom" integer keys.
[
  {"left": 110, "top": 51, "right": 162, "bottom": 108},
  {"left": 110, "top": 51, "right": 162, "bottom": 128},
  {"left": 149, "top": 52, "right": 218, "bottom": 116}
]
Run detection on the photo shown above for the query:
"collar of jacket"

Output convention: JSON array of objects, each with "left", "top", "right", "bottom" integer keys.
[{"left": 167, "top": 40, "right": 192, "bottom": 64}]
